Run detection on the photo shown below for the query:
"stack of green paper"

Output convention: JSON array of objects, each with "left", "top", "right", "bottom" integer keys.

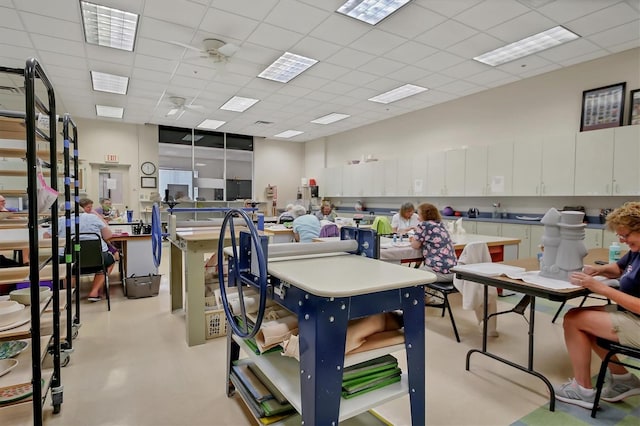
[
  {"left": 234, "top": 316, "right": 282, "bottom": 355},
  {"left": 341, "top": 354, "right": 402, "bottom": 399}
]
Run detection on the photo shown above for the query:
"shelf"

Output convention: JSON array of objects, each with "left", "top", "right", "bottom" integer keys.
[
  {"left": 0, "top": 170, "right": 50, "bottom": 177},
  {"left": 233, "top": 335, "right": 408, "bottom": 422},
  {"left": 0, "top": 148, "right": 61, "bottom": 159},
  {"left": 0, "top": 291, "right": 64, "bottom": 342},
  {"left": 0, "top": 336, "right": 51, "bottom": 390},
  {"left": 0, "top": 190, "right": 27, "bottom": 196}
]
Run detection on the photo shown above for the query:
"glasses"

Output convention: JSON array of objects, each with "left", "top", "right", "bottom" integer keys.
[{"left": 616, "top": 231, "right": 633, "bottom": 241}]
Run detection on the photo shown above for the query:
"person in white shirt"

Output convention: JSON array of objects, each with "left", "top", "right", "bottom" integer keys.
[{"left": 391, "top": 202, "right": 420, "bottom": 234}]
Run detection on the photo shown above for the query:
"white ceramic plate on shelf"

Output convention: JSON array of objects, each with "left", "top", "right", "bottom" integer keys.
[
  {"left": 0, "top": 358, "right": 18, "bottom": 377},
  {"left": 0, "top": 340, "right": 29, "bottom": 359},
  {"left": 0, "top": 309, "right": 30, "bottom": 332},
  {"left": 515, "top": 216, "right": 542, "bottom": 221}
]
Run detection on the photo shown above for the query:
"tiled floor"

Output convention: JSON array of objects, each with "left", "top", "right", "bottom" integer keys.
[{"left": 13, "top": 244, "right": 617, "bottom": 425}]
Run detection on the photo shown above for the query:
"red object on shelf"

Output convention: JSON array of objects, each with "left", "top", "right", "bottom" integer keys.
[{"left": 309, "top": 178, "right": 316, "bottom": 186}]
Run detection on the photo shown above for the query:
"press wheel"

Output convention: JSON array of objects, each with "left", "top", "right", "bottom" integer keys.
[{"left": 217, "top": 209, "right": 267, "bottom": 339}]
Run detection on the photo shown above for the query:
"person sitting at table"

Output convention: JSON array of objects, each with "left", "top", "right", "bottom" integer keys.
[
  {"left": 315, "top": 201, "right": 337, "bottom": 222},
  {"left": 94, "top": 197, "right": 115, "bottom": 220},
  {"left": 53, "top": 200, "right": 117, "bottom": 302},
  {"left": 391, "top": 202, "right": 420, "bottom": 234},
  {"left": 410, "top": 202, "right": 457, "bottom": 283},
  {"left": 278, "top": 204, "right": 295, "bottom": 224},
  {"left": 292, "top": 205, "right": 321, "bottom": 243},
  {"left": 554, "top": 201, "right": 640, "bottom": 410}
]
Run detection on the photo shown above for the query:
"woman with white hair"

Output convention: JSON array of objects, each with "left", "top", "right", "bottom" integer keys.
[
  {"left": 291, "top": 205, "right": 320, "bottom": 242},
  {"left": 278, "top": 203, "right": 295, "bottom": 224}
]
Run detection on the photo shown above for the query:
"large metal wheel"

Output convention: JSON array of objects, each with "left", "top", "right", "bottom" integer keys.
[{"left": 217, "top": 209, "right": 267, "bottom": 339}]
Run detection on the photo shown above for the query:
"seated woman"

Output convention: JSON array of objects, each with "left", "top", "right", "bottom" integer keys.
[
  {"left": 391, "top": 202, "right": 420, "bottom": 234},
  {"left": 409, "top": 203, "right": 457, "bottom": 282},
  {"left": 94, "top": 197, "right": 115, "bottom": 221},
  {"left": 315, "top": 202, "right": 337, "bottom": 222},
  {"left": 554, "top": 201, "right": 640, "bottom": 410},
  {"left": 292, "top": 205, "right": 321, "bottom": 243}
]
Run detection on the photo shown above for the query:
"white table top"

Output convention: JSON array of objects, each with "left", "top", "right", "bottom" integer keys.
[{"left": 267, "top": 254, "right": 436, "bottom": 297}]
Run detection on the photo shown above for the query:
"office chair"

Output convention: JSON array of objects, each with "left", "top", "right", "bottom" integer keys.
[
  {"left": 591, "top": 337, "right": 640, "bottom": 418},
  {"left": 73, "top": 232, "right": 111, "bottom": 311}
]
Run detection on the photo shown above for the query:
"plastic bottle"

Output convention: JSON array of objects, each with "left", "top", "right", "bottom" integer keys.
[
  {"left": 393, "top": 234, "right": 397, "bottom": 243},
  {"left": 609, "top": 242, "right": 621, "bottom": 263}
]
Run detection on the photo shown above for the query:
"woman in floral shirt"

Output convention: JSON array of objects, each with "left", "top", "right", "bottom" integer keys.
[{"left": 409, "top": 202, "right": 457, "bottom": 281}]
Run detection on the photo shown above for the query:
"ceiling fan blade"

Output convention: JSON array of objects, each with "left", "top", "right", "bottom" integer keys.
[
  {"left": 217, "top": 43, "right": 239, "bottom": 57},
  {"left": 168, "top": 40, "right": 205, "bottom": 54}
]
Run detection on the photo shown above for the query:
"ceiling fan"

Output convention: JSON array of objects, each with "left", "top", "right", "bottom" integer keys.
[
  {"left": 165, "top": 96, "right": 206, "bottom": 118},
  {"left": 170, "top": 38, "right": 240, "bottom": 63}
]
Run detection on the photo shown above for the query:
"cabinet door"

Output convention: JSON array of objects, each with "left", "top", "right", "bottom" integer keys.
[
  {"left": 574, "top": 129, "right": 614, "bottom": 195},
  {"left": 384, "top": 159, "right": 398, "bottom": 196},
  {"left": 541, "top": 132, "right": 575, "bottom": 196},
  {"left": 487, "top": 142, "right": 513, "bottom": 195},
  {"left": 396, "top": 158, "right": 412, "bottom": 196},
  {"left": 366, "top": 161, "right": 385, "bottom": 196},
  {"left": 612, "top": 125, "right": 640, "bottom": 195},
  {"left": 584, "top": 228, "right": 603, "bottom": 249},
  {"left": 412, "top": 153, "right": 428, "bottom": 196},
  {"left": 475, "top": 221, "right": 501, "bottom": 236},
  {"left": 512, "top": 139, "right": 542, "bottom": 196},
  {"left": 464, "top": 145, "right": 488, "bottom": 196},
  {"left": 462, "top": 220, "right": 476, "bottom": 234},
  {"left": 342, "top": 165, "right": 358, "bottom": 197},
  {"left": 323, "top": 166, "right": 342, "bottom": 197},
  {"left": 445, "top": 149, "right": 465, "bottom": 196},
  {"left": 426, "top": 151, "right": 445, "bottom": 196},
  {"left": 501, "top": 223, "right": 531, "bottom": 258},
  {"left": 529, "top": 225, "right": 544, "bottom": 257}
]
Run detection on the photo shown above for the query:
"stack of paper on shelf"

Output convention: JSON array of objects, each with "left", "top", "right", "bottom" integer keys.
[
  {"left": 230, "top": 361, "right": 295, "bottom": 423},
  {"left": 341, "top": 354, "right": 401, "bottom": 399}
]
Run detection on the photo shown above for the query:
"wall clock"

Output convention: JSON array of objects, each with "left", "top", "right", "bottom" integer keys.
[{"left": 141, "top": 161, "right": 156, "bottom": 175}]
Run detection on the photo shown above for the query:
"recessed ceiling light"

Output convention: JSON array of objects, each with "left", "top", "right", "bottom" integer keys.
[
  {"left": 274, "top": 130, "right": 304, "bottom": 138},
  {"left": 311, "top": 113, "right": 350, "bottom": 125},
  {"left": 197, "top": 119, "right": 225, "bottom": 130},
  {"left": 220, "top": 96, "right": 260, "bottom": 112},
  {"left": 91, "top": 71, "right": 129, "bottom": 94},
  {"left": 337, "top": 0, "right": 411, "bottom": 25},
  {"left": 258, "top": 52, "right": 318, "bottom": 83},
  {"left": 474, "top": 26, "right": 580, "bottom": 67},
  {"left": 96, "top": 105, "right": 123, "bottom": 118},
  {"left": 81, "top": 1, "right": 139, "bottom": 52},
  {"left": 368, "top": 84, "right": 428, "bottom": 104}
]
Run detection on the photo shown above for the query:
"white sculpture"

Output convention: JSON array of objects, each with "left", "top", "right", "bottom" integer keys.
[{"left": 539, "top": 209, "right": 588, "bottom": 280}]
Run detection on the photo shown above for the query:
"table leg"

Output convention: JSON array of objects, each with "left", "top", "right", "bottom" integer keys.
[
  {"left": 297, "top": 295, "right": 349, "bottom": 425},
  {"left": 169, "top": 242, "right": 183, "bottom": 312},
  {"left": 401, "top": 285, "right": 426, "bottom": 425}
]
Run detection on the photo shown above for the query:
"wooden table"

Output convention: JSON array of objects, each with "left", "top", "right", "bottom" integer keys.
[
  {"left": 452, "top": 248, "right": 608, "bottom": 411},
  {"left": 169, "top": 226, "right": 248, "bottom": 346}
]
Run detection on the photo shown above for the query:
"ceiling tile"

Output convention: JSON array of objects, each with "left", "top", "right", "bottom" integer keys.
[
  {"left": 325, "top": 47, "right": 375, "bottom": 69},
  {"left": 0, "top": 6, "right": 24, "bottom": 30},
  {"left": 136, "top": 37, "right": 186, "bottom": 60},
  {"left": 383, "top": 40, "right": 438, "bottom": 64},
  {"left": 415, "top": 51, "right": 466, "bottom": 72},
  {"left": 209, "top": 0, "right": 279, "bottom": 21},
  {"left": 497, "top": 53, "right": 554, "bottom": 74},
  {"left": 264, "top": 0, "right": 330, "bottom": 34},
  {"left": 443, "top": 60, "right": 488, "bottom": 79},
  {"left": 537, "top": 38, "right": 604, "bottom": 62},
  {"left": 385, "top": 65, "right": 430, "bottom": 83},
  {"left": 134, "top": 54, "right": 179, "bottom": 73},
  {"left": 377, "top": 4, "right": 447, "bottom": 39},
  {"left": 143, "top": 0, "right": 207, "bottom": 29},
  {"left": 456, "top": 1, "right": 529, "bottom": 30},
  {"left": 348, "top": 29, "right": 407, "bottom": 56},
  {"left": 465, "top": 68, "right": 514, "bottom": 85},
  {"left": 309, "top": 14, "right": 370, "bottom": 46},
  {"left": 486, "top": 11, "right": 556, "bottom": 42},
  {"left": 589, "top": 20, "right": 640, "bottom": 48},
  {"left": 537, "top": 0, "right": 620, "bottom": 23},
  {"left": 86, "top": 46, "right": 135, "bottom": 68},
  {"left": 14, "top": 0, "right": 79, "bottom": 21},
  {"left": 20, "top": 12, "right": 82, "bottom": 42},
  {"left": 567, "top": 2, "right": 639, "bottom": 36},
  {"left": 246, "top": 23, "right": 304, "bottom": 51},
  {"left": 303, "top": 62, "right": 350, "bottom": 80},
  {"left": 336, "top": 70, "right": 379, "bottom": 86},
  {"left": 0, "top": 27, "right": 33, "bottom": 48},
  {"left": 359, "top": 57, "right": 405, "bottom": 77},
  {"left": 199, "top": 8, "right": 261, "bottom": 42},
  {"left": 447, "top": 33, "right": 504, "bottom": 58},
  {"left": 415, "top": 20, "right": 478, "bottom": 49},
  {"left": 290, "top": 36, "right": 342, "bottom": 61},
  {"left": 413, "top": 0, "right": 482, "bottom": 17},
  {"left": 137, "top": 17, "right": 196, "bottom": 45}
]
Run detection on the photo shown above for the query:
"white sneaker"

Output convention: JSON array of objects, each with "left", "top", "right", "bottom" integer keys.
[
  {"left": 601, "top": 373, "right": 640, "bottom": 402},
  {"left": 554, "top": 378, "right": 596, "bottom": 409}
]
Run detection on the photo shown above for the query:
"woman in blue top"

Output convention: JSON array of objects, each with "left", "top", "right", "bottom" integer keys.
[
  {"left": 554, "top": 201, "right": 640, "bottom": 410},
  {"left": 409, "top": 202, "right": 457, "bottom": 282}
]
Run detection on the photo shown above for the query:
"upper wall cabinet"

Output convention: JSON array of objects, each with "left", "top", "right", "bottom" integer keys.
[
  {"left": 424, "top": 149, "right": 465, "bottom": 196},
  {"left": 487, "top": 142, "right": 513, "bottom": 196},
  {"left": 425, "top": 151, "right": 444, "bottom": 196},
  {"left": 464, "top": 145, "right": 488, "bottom": 196},
  {"left": 512, "top": 133, "right": 575, "bottom": 196},
  {"left": 574, "top": 125, "right": 639, "bottom": 196},
  {"left": 322, "top": 166, "right": 343, "bottom": 197},
  {"left": 412, "top": 153, "right": 429, "bottom": 196}
]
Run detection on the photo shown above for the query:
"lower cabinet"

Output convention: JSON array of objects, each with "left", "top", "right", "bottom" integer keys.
[{"left": 501, "top": 223, "right": 532, "bottom": 259}]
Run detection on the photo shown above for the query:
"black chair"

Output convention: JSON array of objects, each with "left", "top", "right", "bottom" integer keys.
[
  {"left": 591, "top": 337, "right": 640, "bottom": 418},
  {"left": 425, "top": 281, "right": 461, "bottom": 343},
  {"left": 73, "top": 232, "right": 111, "bottom": 311}
]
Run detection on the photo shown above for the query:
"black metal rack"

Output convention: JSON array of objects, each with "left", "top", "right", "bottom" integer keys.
[{"left": 0, "top": 58, "right": 63, "bottom": 424}]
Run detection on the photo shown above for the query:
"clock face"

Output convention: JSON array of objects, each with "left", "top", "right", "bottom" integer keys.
[{"left": 141, "top": 161, "right": 156, "bottom": 175}]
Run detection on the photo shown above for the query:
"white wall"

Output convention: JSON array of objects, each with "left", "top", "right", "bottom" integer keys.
[{"left": 313, "top": 48, "right": 640, "bottom": 168}]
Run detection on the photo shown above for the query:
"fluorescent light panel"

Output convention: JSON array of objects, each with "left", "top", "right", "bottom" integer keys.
[
  {"left": 96, "top": 105, "right": 123, "bottom": 118},
  {"left": 369, "top": 84, "right": 427, "bottom": 104},
  {"left": 197, "top": 119, "right": 225, "bottom": 130},
  {"left": 258, "top": 52, "right": 318, "bottom": 83},
  {"left": 91, "top": 71, "right": 129, "bottom": 94},
  {"left": 275, "top": 130, "right": 304, "bottom": 138},
  {"left": 81, "top": 1, "right": 139, "bottom": 52},
  {"left": 337, "top": 0, "right": 411, "bottom": 25},
  {"left": 474, "top": 26, "right": 580, "bottom": 66},
  {"left": 311, "top": 113, "right": 350, "bottom": 125},
  {"left": 220, "top": 96, "right": 259, "bottom": 112}
]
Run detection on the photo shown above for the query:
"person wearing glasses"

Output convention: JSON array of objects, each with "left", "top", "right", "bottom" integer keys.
[
  {"left": 391, "top": 202, "right": 420, "bottom": 234},
  {"left": 554, "top": 201, "right": 640, "bottom": 410}
]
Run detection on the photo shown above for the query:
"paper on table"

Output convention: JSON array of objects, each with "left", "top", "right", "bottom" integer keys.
[
  {"left": 453, "top": 263, "right": 525, "bottom": 277},
  {"left": 505, "top": 271, "right": 578, "bottom": 290}
]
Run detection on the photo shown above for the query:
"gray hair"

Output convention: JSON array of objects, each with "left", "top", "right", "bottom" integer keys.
[{"left": 292, "top": 205, "right": 307, "bottom": 218}]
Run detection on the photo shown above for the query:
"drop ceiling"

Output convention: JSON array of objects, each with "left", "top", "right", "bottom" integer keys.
[{"left": 0, "top": 0, "right": 638, "bottom": 142}]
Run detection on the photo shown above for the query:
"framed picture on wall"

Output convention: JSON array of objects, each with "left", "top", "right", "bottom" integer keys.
[
  {"left": 629, "top": 89, "right": 640, "bottom": 125},
  {"left": 580, "top": 82, "right": 626, "bottom": 131},
  {"left": 141, "top": 176, "right": 157, "bottom": 188}
]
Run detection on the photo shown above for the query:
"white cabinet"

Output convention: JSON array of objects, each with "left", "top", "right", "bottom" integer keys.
[
  {"left": 445, "top": 149, "right": 466, "bottom": 196},
  {"left": 529, "top": 225, "right": 544, "bottom": 257},
  {"left": 426, "top": 151, "right": 444, "bottom": 196},
  {"left": 342, "top": 165, "right": 359, "bottom": 197},
  {"left": 396, "top": 158, "right": 413, "bottom": 196},
  {"left": 475, "top": 221, "right": 501, "bottom": 236},
  {"left": 512, "top": 133, "right": 575, "bottom": 196},
  {"left": 412, "top": 153, "right": 429, "bottom": 196},
  {"left": 584, "top": 228, "right": 603, "bottom": 249},
  {"left": 365, "top": 161, "right": 385, "bottom": 197},
  {"left": 461, "top": 220, "right": 476, "bottom": 234},
  {"left": 464, "top": 146, "right": 488, "bottom": 196},
  {"left": 574, "top": 129, "right": 614, "bottom": 195},
  {"left": 487, "top": 142, "right": 513, "bottom": 196},
  {"left": 501, "top": 223, "right": 531, "bottom": 258},
  {"left": 612, "top": 125, "right": 640, "bottom": 195},
  {"left": 323, "top": 166, "right": 342, "bottom": 197},
  {"left": 384, "top": 159, "right": 399, "bottom": 196}
]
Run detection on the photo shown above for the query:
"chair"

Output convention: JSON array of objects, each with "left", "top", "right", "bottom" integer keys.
[
  {"left": 319, "top": 223, "right": 339, "bottom": 238},
  {"left": 73, "top": 232, "right": 111, "bottom": 311},
  {"left": 591, "top": 337, "right": 640, "bottom": 418},
  {"left": 371, "top": 216, "right": 392, "bottom": 235},
  {"left": 425, "top": 281, "right": 461, "bottom": 343}
]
